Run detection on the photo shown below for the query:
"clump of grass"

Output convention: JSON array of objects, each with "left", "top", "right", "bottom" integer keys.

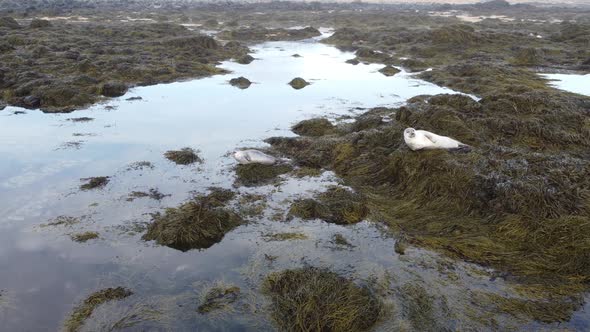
[
  {"left": 288, "top": 77, "right": 310, "bottom": 90},
  {"left": 142, "top": 191, "right": 243, "bottom": 251},
  {"left": 263, "top": 267, "right": 382, "bottom": 332},
  {"left": 235, "top": 163, "right": 293, "bottom": 187},
  {"left": 71, "top": 232, "right": 99, "bottom": 243},
  {"left": 126, "top": 188, "right": 169, "bottom": 202},
  {"left": 80, "top": 177, "right": 109, "bottom": 191},
  {"left": 292, "top": 118, "right": 335, "bottom": 137},
  {"left": 263, "top": 232, "right": 308, "bottom": 242},
  {"left": 289, "top": 187, "right": 368, "bottom": 225},
  {"left": 64, "top": 287, "right": 133, "bottom": 332},
  {"left": 197, "top": 285, "right": 241, "bottom": 314},
  {"left": 202, "top": 187, "right": 236, "bottom": 207},
  {"left": 164, "top": 148, "right": 202, "bottom": 165}
]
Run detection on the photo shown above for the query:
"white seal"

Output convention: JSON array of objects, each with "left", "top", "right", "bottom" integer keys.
[
  {"left": 404, "top": 128, "right": 469, "bottom": 151},
  {"left": 233, "top": 149, "right": 277, "bottom": 165}
]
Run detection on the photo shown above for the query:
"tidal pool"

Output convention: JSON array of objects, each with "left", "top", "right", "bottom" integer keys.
[
  {"left": 1, "top": 32, "right": 588, "bottom": 331},
  {"left": 541, "top": 73, "right": 590, "bottom": 96}
]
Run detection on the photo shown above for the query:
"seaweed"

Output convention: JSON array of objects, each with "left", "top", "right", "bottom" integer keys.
[
  {"left": 80, "top": 177, "right": 109, "bottom": 191},
  {"left": 64, "top": 287, "right": 133, "bottom": 332},
  {"left": 235, "top": 163, "right": 293, "bottom": 187},
  {"left": 142, "top": 191, "right": 243, "bottom": 251},
  {"left": 70, "top": 232, "right": 99, "bottom": 243},
  {"left": 292, "top": 118, "right": 335, "bottom": 137},
  {"left": 263, "top": 232, "right": 308, "bottom": 242},
  {"left": 164, "top": 148, "right": 202, "bottom": 165},
  {"left": 198, "top": 285, "right": 240, "bottom": 314},
  {"left": 263, "top": 267, "right": 382, "bottom": 332},
  {"left": 289, "top": 187, "right": 368, "bottom": 225}
]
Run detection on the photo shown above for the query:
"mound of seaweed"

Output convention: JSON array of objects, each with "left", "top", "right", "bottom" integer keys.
[
  {"left": 235, "top": 163, "right": 293, "bottom": 187},
  {"left": 267, "top": 91, "right": 590, "bottom": 312},
  {"left": 263, "top": 267, "right": 382, "bottom": 332},
  {"left": 142, "top": 189, "right": 242, "bottom": 251},
  {"left": 289, "top": 186, "right": 369, "bottom": 225}
]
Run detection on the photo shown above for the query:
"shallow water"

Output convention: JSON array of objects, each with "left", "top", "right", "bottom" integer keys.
[
  {"left": 1, "top": 33, "right": 588, "bottom": 331},
  {"left": 541, "top": 73, "right": 590, "bottom": 96}
]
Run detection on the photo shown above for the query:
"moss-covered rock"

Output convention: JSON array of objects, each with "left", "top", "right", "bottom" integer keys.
[
  {"left": 288, "top": 77, "right": 310, "bottom": 90},
  {"left": 29, "top": 19, "right": 51, "bottom": 29},
  {"left": 378, "top": 65, "right": 401, "bottom": 77},
  {"left": 236, "top": 54, "right": 254, "bottom": 64},
  {"left": 99, "top": 82, "right": 128, "bottom": 97},
  {"left": 292, "top": 118, "right": 335, "bottom": 137},
  {"left": 263, "top": 267, "right": 382, "bottom": 332},
  {"left": 0, "top": 17, "right": 20, "bottom": 29},
  {"left": 229, "top": 76, "right": 252, "bottom": 89}
]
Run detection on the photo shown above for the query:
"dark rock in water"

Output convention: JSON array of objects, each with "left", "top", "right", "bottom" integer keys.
[
  {"left": 29, "top": 19, "right": 51, "bottom": 29},
  {"left": 401, "top": 59, "right": 429, "bottom": 72},
  {"left": 22, "top": 95, "right": 40, "bottom": 108},
  {"left": 229, "top": 76, "right": 252, "bottom": 89},
  {"left": 0, "top": 17, "right": 20, "bottom": 29},
  {"left": 292, "top": 54, "right": 302, "bottom": 58},
  {"left": 346, "top": 58, "right": 360, "bottom": 65},
  {"left": 126, "top": 96, "right": 142, "bottom": 101},
  {"left": 378, "top": 65, "right": 401, "bottom": 77},
  {"left": 236, "top": 54, "right": 254, "bottom": 65},
  {"left": 100, "top": 82, "right": 128, "bottom": 97},
  {"left": 288, "top": 77, "right": 310, "bottom": 90},
  {"left": 0, "top": 102, "right": 6, "bottom": 110}
]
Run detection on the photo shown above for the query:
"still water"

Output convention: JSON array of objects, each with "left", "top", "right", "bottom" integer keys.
[
  {"left": 541, "top": 73, "right": 590, "bottom": 96},
  {"left": 1, "top": 32, "right": 588, "bottom": 331}
]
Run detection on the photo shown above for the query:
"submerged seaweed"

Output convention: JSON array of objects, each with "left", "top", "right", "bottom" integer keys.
[
  {"left": 164, "top": 148, "right": 203, "bottom": 165},
  {"left": 64, "top": 287, "right": 133, "bottom": 332},
  {"left": 289, "top": 186, "right": 368, "bottom": 225}
]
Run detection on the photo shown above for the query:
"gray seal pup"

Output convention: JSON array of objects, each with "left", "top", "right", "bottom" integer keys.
[{"left": 404, "top": 128, "right": 470, "bottom": 151}]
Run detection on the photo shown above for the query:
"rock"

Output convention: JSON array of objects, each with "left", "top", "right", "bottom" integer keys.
[
  {"left": 288, "top": 77, "right": 310, "bottom": 90},
  {"left": 22, "top": 95, "right": 40, "bottom": 108},
  {"left": 236, "top": 54, "right": 254, "bottom": 65},
  {"left": 29, "top": 19, "right": 51, "bottom": 29},
  {"left": 100, "top": 81, "right": 128, "bottom": 97},
  {"left": 229, "top": 76, "right": 252, "bottom": 89},
  {"left": 346, "top": 58, "right": 360, "bottom": 65},
  {"left": 292, "top": 54, "right": 302, "bottom": 58},
  {"left": 378, "top": 65, "right": 401, "bottom": 77},
  {"left": 0, "top": 17, "right": 20, "bottom": 29}
]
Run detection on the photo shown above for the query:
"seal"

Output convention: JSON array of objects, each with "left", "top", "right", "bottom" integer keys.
[
  {"left": 404, "top": 128, "right": 470, "bottom": 151},
  {"left": 233, "top": 149, "right": 277, "bottom": 165}
]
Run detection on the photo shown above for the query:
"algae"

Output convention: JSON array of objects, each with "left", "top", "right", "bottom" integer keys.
[
  {"left": 289, "top": 187, "right": 369, "bottom": 225},
  {"left": 292, "top": 118, "right": 335, "bottom": 137},
  {"left": 235, "top": 163, "right": 293, "bottom": 187},
  {"left": 142, "top": 191, "right": 243, "bottom": 251},
  {"left": 198, "top": 285, "right": 241, "bottom": 314},
  {"left": 164, "top": 148, "right": 202, "bottom": 165},
  {"left": 263, "top": 267, "right": 382, "bottom": 332},
  {"left": 70, "top": 232, "right": 99, "bottom": 243},
  {"left": 288, "top": 77, "right": 310, "bottom": 90},
  {"left": 80, "top": 176, "right": 109, "bottom": 190},
  {"left": 64, "top": 287, "right": 133, "bottom": 332}
]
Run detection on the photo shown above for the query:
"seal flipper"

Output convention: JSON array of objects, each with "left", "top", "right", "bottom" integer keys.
[{"left": 451, "top": 144, "right": 472, "bottom": 153}]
